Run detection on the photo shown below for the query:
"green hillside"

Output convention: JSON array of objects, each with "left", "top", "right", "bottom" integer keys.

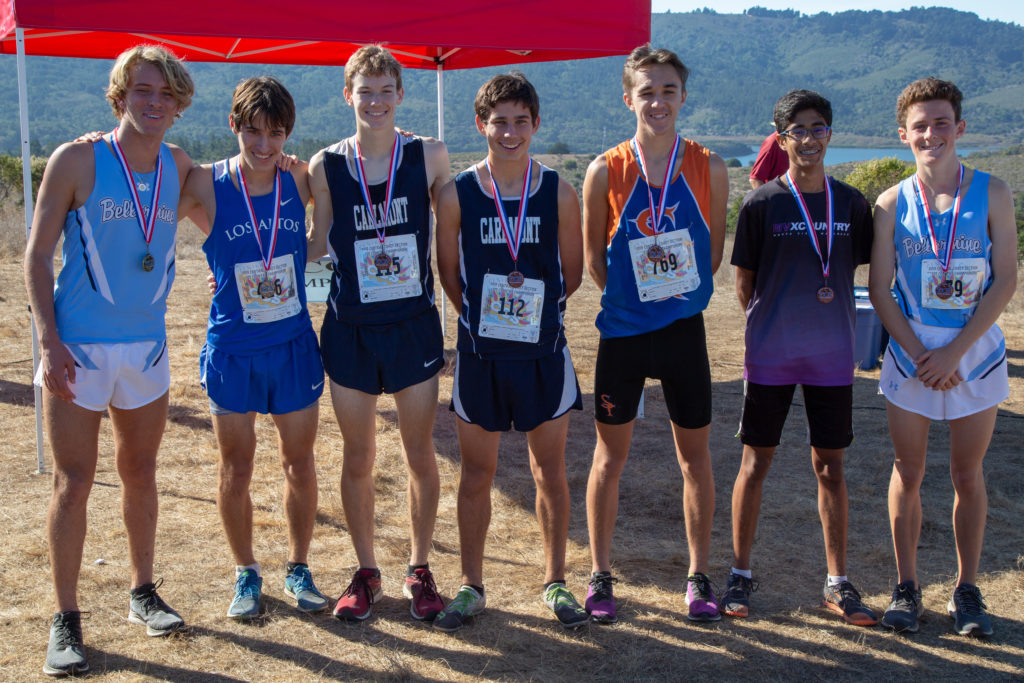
[{"left": 1, "top": 8, "right": 1022, "bottom": 157}]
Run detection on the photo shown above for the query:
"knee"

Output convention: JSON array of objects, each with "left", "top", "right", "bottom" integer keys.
[
  {"left": 738, "top": 450, "right": 773, "bottom": 482},
  {"left": 279, "top": 449, "right": 315, "bottom": 483},
  {"left": 892, "top": 460, "right": 925, "bottom": 491},
  {"left": 341, "top": 449, "right": 376, "bottom": 480},
  {"left": 460, "top": 462, "right": 496, "bottom": 496},
  {"left": 117, "top": 456, "right": 157, "bottom": 489},
  {"left": 590, "top": 447, "right": 628, "bottom": 481},
  {"left": 404, "top": 449, "right": 439, "bottom": 482},
  {"left": 813, "top": 459, "right": 845, "bottom": 488},
  {"left": 52, "top": 467, "right": 93, "bottom": 508},
  {"left": 950, "top": 465, "right": 985, "bottom": 498},
  {"left": 220, "top": 455, "right": 254, "bottom": 489}
]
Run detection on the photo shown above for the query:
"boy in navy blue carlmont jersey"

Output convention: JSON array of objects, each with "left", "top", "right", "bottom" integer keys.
[
  {"left": 434, "top": 72, "right": 587, "bottom": 632},
  {"left": 307, "top": 46, "right": 451, "bottom": 623}
]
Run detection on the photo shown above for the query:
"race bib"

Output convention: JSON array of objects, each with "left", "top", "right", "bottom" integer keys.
[
  {"left": 921, "top": 257, "right": 985, "bottom": 309},
  {"left": 234, "top": 254, "right": 302, "bottom": 323},
  {"left": 628, "top": 229, "right": 700, "bottom": 301},
  {"left": 478, "top": 273, "right": 544, "bottom": 344},
  {"left": 354, "top": 233, "right": 422, "bottom": 303}
]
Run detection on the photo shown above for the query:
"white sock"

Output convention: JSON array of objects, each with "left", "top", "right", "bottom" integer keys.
[
  {"left": 828, "top": 575, "right": 848, "bottom": 586},
  {"left": 236, "top": 562, "right": 261, "bottom": 578},
  {"left": 731, "top": 567, "right": 752, "bottom": 579}
]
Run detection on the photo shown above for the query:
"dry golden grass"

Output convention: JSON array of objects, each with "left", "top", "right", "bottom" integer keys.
[{"left": 0, "top": 206, "right": 1022, "bottom": 681}]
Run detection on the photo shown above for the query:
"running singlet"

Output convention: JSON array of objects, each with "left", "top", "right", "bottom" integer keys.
[
  {"left": 204, "top": 160, "right": 313, "bottom": 354},
  {"left": 892, "top": 171, "right": 992, "bottom": 328},
  {"left": 597, "top": 138, "right": 714, "bottom": 338},
  {"left": 454, "top": 164, "right": 567, "bottom": 360},
  {"left": 54, "top": 138, "right": 179, "bottom": 343},
  {"left": 322, "top": 136, "right": 434, "bottom": 325}
]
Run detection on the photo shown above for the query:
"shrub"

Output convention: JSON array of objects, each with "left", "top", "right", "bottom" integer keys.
[{"left": 844, "top": 156, "right": 914, "bottom": 206}]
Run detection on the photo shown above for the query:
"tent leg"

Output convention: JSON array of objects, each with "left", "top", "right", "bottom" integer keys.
[
  {"left": 436, "top": 64, "right": 447, "bottom": 338},
  {"left": 16, "top": 29, "right": 45, "bottom": 475}
]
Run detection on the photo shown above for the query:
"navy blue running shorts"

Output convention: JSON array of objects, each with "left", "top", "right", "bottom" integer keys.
[
  {"left": 451, "top": 345, "right": 582, "bottom": 432},
  {"left": 593, "top": 314, "right": 711, "bottom": 428},
  {"left": 320, "top": 306, "right": 444, "bottom": 395}
]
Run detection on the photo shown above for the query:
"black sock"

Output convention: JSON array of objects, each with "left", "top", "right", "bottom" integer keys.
[
  {"left": 407, "top": 563, "right": 429, "bottom": 576},
  {"left": 468, "top": 584, "right": 484, "bottom": 595},
  {"left": 286, "top": 561, "right": 307, "bottom": 574}
]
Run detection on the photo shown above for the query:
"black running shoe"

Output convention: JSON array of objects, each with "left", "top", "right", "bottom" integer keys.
[
  {"left": 881, "top": 581, "right": 923, "bottom": 633},
  {"left": 948, "top": 583, "right": 993, "bottom": 637}
]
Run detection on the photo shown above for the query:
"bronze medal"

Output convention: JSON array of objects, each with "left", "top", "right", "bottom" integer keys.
[
  {"left": 817, "top": 286, "right": 834, "bottom": 304},
  {"left": 258, "top": 277, "right": 276, "bottom": 299},
  {"left": 935, "top": 280, "right": 954, "bottom": 300},
  {"left": 507, "top": 270, "right": 525, "bottom": 288},
  {"left": 374, "top": 251, "right": 392, "bottom": 271},
  {"left": 647, "top": 244, "right": 665, "bottom": 261},
  {"left": 142, "top": 252, "right": 155, "bottom": 272}
]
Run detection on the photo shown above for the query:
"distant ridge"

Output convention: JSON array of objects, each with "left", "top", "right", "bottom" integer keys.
[{"left": 2, "top": 8, "right": 1022, "bottom": 155}]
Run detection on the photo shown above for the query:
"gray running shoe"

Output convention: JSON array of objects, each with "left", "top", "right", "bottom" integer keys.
[
  {"left": 721, "top": 573, "right": 757, "bottom": 618},
  {"left": 43, "top": 611, "right": 88, "bottom": 677},
  {"left": 434, "top": 585, "right": 485, "bottom": 633},
  {"left": 948, "top": 583, "right": 993, "bottom": 637},
  {"left": 284, "top": 565, "right": 328, "bottom": 613},
  {"left": 227, "top": 569, "right": 263, "bottom": 620},
  {"left": 881, "top": 581, "right": 923, "bottom": 633},
  {"left": 128, "top": 579, "right": 185, "bottom": 636},
  {"left": 543, "top": 583, "right": 589, "bottom": 628}
]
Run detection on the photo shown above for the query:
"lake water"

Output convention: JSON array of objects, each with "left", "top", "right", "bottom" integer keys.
[{"left": 734, "top": 146, "right": 981, "bottom": 167}]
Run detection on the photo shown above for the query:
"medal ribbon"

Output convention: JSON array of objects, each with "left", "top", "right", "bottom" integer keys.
[
  {"left": 785, "top": 171, "right": 834, "bottom": 279},
  {"left": 631, "top": 135, "right": 679, "bottom": 236},
  {"left": 913, "top": 163, "right": 964, "bottom": 276},
  {"left": 354, "top": 132, "right": 400, "bottom": 250},
  {"left": 235, "top": 157, "right": 282, "bottom": 274},
  {"left": 485, "top": 157, "right": 533, "bottom": 265},
  {"left": 111, "top": 129, "right": 162, "bottom": 251}
]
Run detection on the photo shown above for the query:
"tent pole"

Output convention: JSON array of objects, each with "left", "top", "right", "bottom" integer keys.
[
  {"left": 16, "top": 29, "right": 46, "bottom": 474},
  {"left": 436, "top": 63, "right": 447, "bottom": 336}
]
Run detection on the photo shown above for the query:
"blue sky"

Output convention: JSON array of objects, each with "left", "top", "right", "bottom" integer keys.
[{"left": 652, "top": 2, "right": 1024, "bottom": 26}]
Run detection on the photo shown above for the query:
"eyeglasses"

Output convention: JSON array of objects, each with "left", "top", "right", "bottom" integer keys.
[{"left": 780, "top": 126, "right": 831, "bottom": 141}]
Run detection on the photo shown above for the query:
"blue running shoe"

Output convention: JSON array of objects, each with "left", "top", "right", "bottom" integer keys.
[
  {"left": 285, "top": 565, "right": 328, "bottom": 613},
  {"left": 227, "top": 569, "right": 262, "bottom": 620}
]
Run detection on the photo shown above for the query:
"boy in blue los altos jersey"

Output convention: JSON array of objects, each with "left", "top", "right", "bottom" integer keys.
[
  {"left": 434, "top": 73, "right": 586, "bottom": 632},
  {"left": 179, "top": 77, "right": 327, "bottom": 620},
  {"left": 870, "top": 78, "right": 1016, "bottom": 637},
  {"left": 307, "top": 46, "right": 451, "bottom": 623},
  {"left": 25, "top": 45, "right": 198, "bottom": 676},
  {"left": 723, "top": 90, "right": 877, "bottom": 626}
]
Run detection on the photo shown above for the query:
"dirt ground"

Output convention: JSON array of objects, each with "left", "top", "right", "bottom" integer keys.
[{"left": 0, "top": 232, "right": 1022, "bottom": 681}]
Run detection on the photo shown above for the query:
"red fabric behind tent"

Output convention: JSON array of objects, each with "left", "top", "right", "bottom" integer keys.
[{"left": 0, "top": 0, "right": 650, "bottom": 68}]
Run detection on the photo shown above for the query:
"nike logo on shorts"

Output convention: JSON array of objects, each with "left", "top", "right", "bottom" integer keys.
[
  {"left": 424, "top": 357, "right": 440, "bottom": 368},
  {"left": 312, "top": 380, "right": 324, "bottom": 390}
]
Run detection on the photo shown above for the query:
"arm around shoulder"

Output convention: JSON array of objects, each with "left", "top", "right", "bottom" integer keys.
[
  {"left": 582, "top": 154, "right": 610, "bottom": 291},
  {"left": 306, "top": 151, "right": 331, "bottom": 260},
  {"left": 423, "top": 137, "right": 451, "bottom": 208}
]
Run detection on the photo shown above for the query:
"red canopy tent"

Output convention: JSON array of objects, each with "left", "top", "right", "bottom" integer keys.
[{"left": 1, "top": 0, "right": 651, "bottom": 471}]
